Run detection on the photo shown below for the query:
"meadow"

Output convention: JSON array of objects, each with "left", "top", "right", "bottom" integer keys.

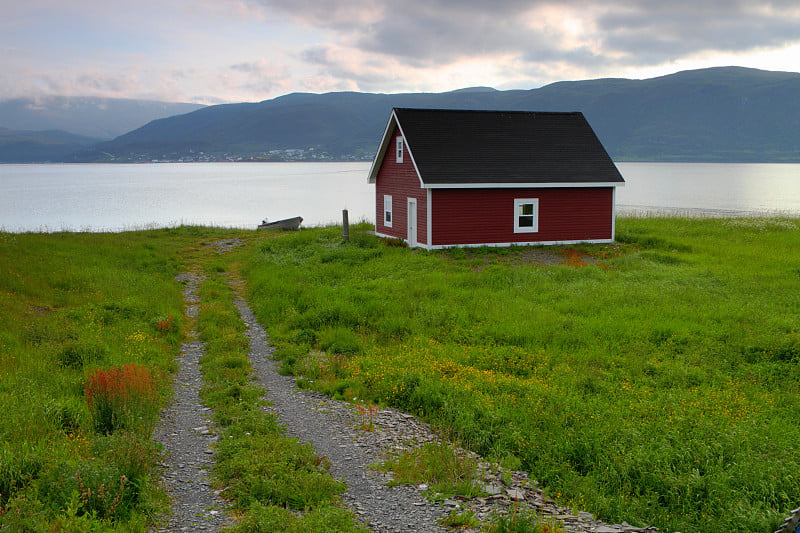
[
  {"left": 0, "top": 227, "right": 259, "bottom": 530},
  {"left": 2, "top": 217, "right": 799, "bottom": 533},
  {"left": 243, "top": 217, "right": 800, "bottom": 533}
]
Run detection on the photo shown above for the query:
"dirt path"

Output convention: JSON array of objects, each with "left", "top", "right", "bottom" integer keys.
[
  {"left": 233, "top": 294, "right": 451, "bottom": 532},
  {"left": 150, "top": 271, "right": 231, "bottom": 532}
]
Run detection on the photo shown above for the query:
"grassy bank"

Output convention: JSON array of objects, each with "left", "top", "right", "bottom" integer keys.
[
  {"left": 0, "top": 227, "right": 242, "bottom": 530},
  {"left": 243, "top": 217, "right": 800, "bottom": 533}
]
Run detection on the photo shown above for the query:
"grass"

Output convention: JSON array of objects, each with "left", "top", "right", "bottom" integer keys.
[
  {"left": 242, "top": 218, "right": 800, "bottom": 533},
  {"left": 373, "top": 441, "right": 485, "bottom": 501},
  {"left": 193, "top": 258, "right": 365, "bottom": 532},
  {"left": 4, "top": 218, "right": 800, "bottom": 532},
  {"left": 0, "top": 227, "right": 366, "bottom": 531},
  {"left": 0, "top": 227, "right": 232, "bottom": 530}
]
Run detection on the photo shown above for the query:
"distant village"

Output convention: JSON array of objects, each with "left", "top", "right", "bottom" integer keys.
[{"left": 112, "top": 147, "right": 375, "bottom": 163}]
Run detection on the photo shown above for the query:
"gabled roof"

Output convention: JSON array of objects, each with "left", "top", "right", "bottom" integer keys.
[{"left": 368, "top": 108, "right": 624, "bottom": 187}]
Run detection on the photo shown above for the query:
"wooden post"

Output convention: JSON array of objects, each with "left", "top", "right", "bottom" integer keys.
[{"left": 342, "top": 209, "right": 350, "bottom": 242}]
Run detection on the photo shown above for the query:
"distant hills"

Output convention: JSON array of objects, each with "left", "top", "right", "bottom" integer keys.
[
  {"left": 3, "top": 67, "right": 800, "bottom": 163},
  {"left": 0, "top": 97, "right": 205, "bottom": 162},
  {"left": 0, "top": 128, "right": 102, "bottom": 163}
]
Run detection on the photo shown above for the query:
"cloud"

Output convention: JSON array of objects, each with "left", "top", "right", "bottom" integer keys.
[
  {"left": 228, "top": 59, "right": 293, "bottom": 95},
  {"left": 4, "top": 0, "right": 800, "bottom": 102},
  {"left": 255, "top": 0, "right": 800, "bottom": 88}
]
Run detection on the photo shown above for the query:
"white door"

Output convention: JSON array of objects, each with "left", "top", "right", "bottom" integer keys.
[{"left": 407, "top": 198, "right": 417, "bottom": 247}]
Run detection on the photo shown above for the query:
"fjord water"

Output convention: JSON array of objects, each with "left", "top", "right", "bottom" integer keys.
[{"left": 1, "top": 162, "right": 799, "bottom": 232}]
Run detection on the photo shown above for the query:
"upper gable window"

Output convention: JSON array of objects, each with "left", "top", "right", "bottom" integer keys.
[
  {"left": 395, "top": 137, "right": 404, "bottom": 163},
  {"left": 514, "top": 198, "right": 539, "bottom": 233}
]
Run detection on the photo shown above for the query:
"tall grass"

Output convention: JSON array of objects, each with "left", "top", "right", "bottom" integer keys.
[
  {"left": 242, "top": 218, "right": 800, "bottom": 533},
  {"left": 0, "top": 227, "right": 241, "bottom": 530}
]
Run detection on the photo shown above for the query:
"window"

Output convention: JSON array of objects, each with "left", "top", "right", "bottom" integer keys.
[
  {"left": 514, "top": 198, "right": 539, "bottom": 233},
  {"left": 395, "top": 137, "right": 403, "bottom": 163},
  {"left": 384, "top": 195, "right": 393, "bottom": 227}
]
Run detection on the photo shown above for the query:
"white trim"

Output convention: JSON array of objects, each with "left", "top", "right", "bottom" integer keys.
[
  {"left": 373, "top": 233, "right": 615, "bottom": 250},
  {"left": 426, "top": 189, "right": 432, "bottom": 247},
  {"left": 383, "top": 194, "right": 393, "bottom": 227},
  {"left": 395, "top": 137, "right": 404, "bottom": 163},
  {"left": 422, "top": 181, "right": 624, "bottom": 189},
  {"left": 393, "top": 119, "right": 426, "bottom": 189},
  {"left": 514, "top": 198, "right": 539, "bottom": 233},
  {"left": 367, "top": 112, "right": 397, "bottom": 183},
  {"left": 611, "top": 187, "right": 617, "bottom": 241}
]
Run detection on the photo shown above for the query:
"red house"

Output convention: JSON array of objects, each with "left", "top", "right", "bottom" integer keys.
[{"left": 367, "top": 108, "right": 625, "bottom": 249}]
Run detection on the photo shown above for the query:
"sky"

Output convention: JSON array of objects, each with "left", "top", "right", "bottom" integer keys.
[{"left": 2, "top": 0, "right": 800, "bottom": 104}]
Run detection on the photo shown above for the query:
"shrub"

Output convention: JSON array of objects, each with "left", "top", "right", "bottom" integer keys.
[
  {"left": 84, "top": 363, "right": 159, "bottom": 435},
  {"left": 37, "top": 458, "right": 131, "bottom": 520},
  {"left": 318, "top": 327, "right": 361, "bottom": 354},
  {"left": 57, "top": 340, "right": 108, "bottom": 368}
]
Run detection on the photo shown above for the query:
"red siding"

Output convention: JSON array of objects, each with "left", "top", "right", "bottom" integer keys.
[
  {"left": 430, "top": 187, "right": 613, "bottom": 246},
  {"left": 374, "top": 129, "right": 428, "bottom": 245}
]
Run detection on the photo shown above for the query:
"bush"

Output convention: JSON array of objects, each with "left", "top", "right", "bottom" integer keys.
[{"left": 84, "top": 363, "right": 159, "bottom": 435}]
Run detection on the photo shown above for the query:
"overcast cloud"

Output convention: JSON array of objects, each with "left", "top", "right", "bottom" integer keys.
[{"left": 1, "top": 0, "right": 799, "bottom": 103}]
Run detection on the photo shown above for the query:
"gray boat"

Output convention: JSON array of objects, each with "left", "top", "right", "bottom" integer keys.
[{"left": 258, "top": 216, "right": 303, "bottom": 230}]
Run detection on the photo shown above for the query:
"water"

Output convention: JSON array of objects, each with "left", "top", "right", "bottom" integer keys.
[
  {"left": 1, "top": 162, "right": 799, "bottom": 232},
  {"left": 616, "top": 162, "right": 800, "bottom": 216},
  {"left": 0, "top": 162, "right": 374, "bottom": 232}
]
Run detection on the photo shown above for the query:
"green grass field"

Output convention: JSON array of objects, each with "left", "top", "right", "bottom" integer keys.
[
  {"left": 2, "top": 217, "right": 799, "bottom": 532},
  {"left": 0, "top": 227, "right": 252, "bottom": 530},
  {"left": 243, "top": 217, "right": 800, "bottom": 533}
]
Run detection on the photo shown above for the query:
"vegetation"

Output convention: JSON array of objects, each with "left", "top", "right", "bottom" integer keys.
[
  {"left": 243, "top": 218, "right": 800, "bottom": 533},
  {"left": 0, "top": 227, "right": 365, "bottom": 531},
  {"left": 484, "top": 505, "right": 565, "bottom": 533},
  {"left": 4, "top": 216, "right": 800, "bottom": 532},
  {"left": 373, "top": 441, "right": 484, "bottom": 501},
  {"left": 194, "top": 269, "right": 365, "bottom": 532},
  {"left": 0, "top": 228, "right": 211, "bottom": 530}
]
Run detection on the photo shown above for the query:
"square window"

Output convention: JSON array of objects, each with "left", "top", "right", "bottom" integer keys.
[{"left": 513, "top": 198, "right": 539, "bottom": 233}]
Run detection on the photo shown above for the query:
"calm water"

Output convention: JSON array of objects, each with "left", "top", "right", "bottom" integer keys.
[{"left": 1, "top": 162, "right": 799, "bottom": 232}]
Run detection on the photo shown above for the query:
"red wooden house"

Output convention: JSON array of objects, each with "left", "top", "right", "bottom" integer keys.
[{"left": 367, "top": 108, "right": 625, "bottom": 249}]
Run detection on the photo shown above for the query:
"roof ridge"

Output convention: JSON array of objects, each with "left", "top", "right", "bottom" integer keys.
[{"left": 393, "top": 107, "right": 583, "bottom": 115}]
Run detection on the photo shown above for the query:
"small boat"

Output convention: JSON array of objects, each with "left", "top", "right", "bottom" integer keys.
[{"left": 258, "top": 216, "right": 303, "bottom": 231}]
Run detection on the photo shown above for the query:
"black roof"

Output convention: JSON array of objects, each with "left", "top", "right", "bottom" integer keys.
[{"left": 392, "top": 108, "right": 624, "bottom": 185}]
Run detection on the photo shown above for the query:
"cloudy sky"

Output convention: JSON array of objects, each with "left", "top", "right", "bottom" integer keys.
[{"left": 2, "top": 0, "right": 800, "bottom": 104}]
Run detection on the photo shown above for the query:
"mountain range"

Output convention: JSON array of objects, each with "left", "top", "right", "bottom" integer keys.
[
  {"left": 0, "top": 97, "right": 205, "bottom": 163},
  {"left": 2, "top": 67, "right": 799, "bottom": 163}
]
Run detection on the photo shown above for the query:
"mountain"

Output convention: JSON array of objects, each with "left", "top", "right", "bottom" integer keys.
[
  {"left": 0, "top": 128, "right": 103, "bottom": 163},
  {"left": 65, "top": 67, "right": 800, "bottom": 163},
  {"left": 0, "top": 96, "right": 205, "bottom": 140}
]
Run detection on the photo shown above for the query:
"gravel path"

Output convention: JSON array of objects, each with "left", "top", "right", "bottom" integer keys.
[
  {"left": 234, "top": 294, "right": 451, "bottom": 532},
  {"left": 151, "top": 246, "right": 663, "bottom": 533},
  {"left": 150, "top": 271, "right": 231, "bottom": 532}
]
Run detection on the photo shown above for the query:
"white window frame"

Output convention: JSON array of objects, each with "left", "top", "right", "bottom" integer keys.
[
  {"left": 395, "top": 137, "right": 404, "bottom": 163},
  {"left": 384, "top": 195, "right": 393, "bottom": 227},
  {"left": 513, "top": 198, "right": 539, "bottom": 233}
]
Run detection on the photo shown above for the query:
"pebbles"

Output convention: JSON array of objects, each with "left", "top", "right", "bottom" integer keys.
[{"left": 150, "top": 271, "right": 231, "bottom": 532}]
